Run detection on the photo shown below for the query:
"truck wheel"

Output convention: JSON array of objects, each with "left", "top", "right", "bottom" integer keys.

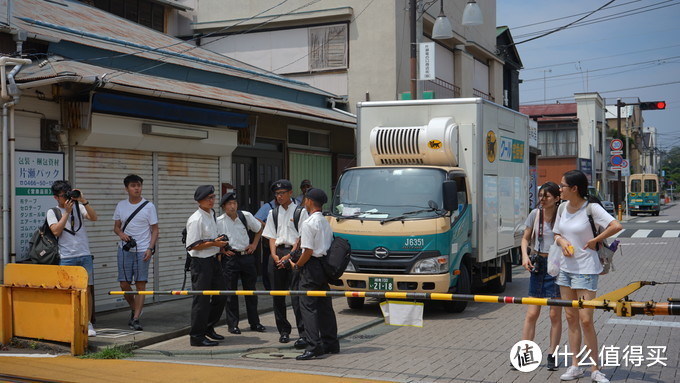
[
  {"left": 654, "top": 211, "right": 660, "bottom": 216},
  {"left": 444, "top": 263, "right": 470, "bottom": 313},
  {"left": 347, "top": 297, "right": 365, "bottom": 310},
  {"left": 487, "top": 260, "right": 507, "bottom": 293},
  {"left": 630, "top": 212, "right": 637, "bottom": 216}
]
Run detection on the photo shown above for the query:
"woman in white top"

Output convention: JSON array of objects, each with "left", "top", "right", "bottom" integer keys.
[
  {"left": 518, "top": 181, "right": 562, "bottom": 371},
  {"left": 553, "top": 170, "right": 622, "bottom": 383}
]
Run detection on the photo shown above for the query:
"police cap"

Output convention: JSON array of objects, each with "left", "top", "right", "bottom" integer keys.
[
  {"left": 271, "top": 179, "right": 293, "bottom": 192},
  {"left": 194, "top": 185, "right": 215, "bottom": 201},
  {"left": 305, "top": 188, "right": 327, "bottom": 205},
  {"left": 220, "top": 192, "right": 237, "bottom": 206}
]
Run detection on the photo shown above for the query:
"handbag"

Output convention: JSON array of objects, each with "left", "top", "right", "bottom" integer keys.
[
  {"left": 586, "top": 203, "right": 618, "bottom": 274},
  {"left": 547, "top": 243, "right": 561, "bottom": 277},
  {"left": 23, "top": 207, "right": 62, "bottom": 265}
]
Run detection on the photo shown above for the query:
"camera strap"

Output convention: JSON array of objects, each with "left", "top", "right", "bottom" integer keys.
[{"left": 121, "top": 201, "right": 150, "bottom": 233}]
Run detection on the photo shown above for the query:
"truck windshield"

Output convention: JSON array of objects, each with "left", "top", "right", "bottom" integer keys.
[{"left": 331, "top": 167, "right": 446, "bottom": 220}]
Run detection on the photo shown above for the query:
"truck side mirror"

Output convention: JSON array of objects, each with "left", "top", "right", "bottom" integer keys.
[{"left": 443, "top": 180, "right": 458, "bottom": 211}]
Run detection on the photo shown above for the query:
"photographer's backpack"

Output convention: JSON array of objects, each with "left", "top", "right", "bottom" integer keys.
[{"left": 20, "top": 207, "right": 62, "bottom": 265}]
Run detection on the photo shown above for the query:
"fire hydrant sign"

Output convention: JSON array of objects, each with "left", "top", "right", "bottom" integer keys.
[{"left": 14, "top": 151, "right": 64, "bottom": 258}]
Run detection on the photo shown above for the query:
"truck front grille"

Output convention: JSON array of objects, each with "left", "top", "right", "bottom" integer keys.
[{"left": 351, "top": 250, "right": 441, "bottom": 274}]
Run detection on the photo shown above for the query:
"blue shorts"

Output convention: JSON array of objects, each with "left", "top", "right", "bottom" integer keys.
[
  {"left": 117, "top": 247, "right": 150, "bottom": 283},
  {"left": 528, "top": 256, "right": 561, "bottom": 298},
  {"left": 60, "top": 255, "right": 94, "bottom": 285},
  {"left": 556, "top": 270, "right": 599, "bottom": 292}
]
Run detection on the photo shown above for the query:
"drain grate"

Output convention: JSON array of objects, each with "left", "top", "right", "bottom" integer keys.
[{"left": 242, "top": 349, "right": 302, "bottom": 360}]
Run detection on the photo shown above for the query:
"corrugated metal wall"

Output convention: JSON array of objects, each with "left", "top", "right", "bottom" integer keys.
[
  {"left": 74, "top": 148, "right": 219, "bottom": 311},
  {"left": 289, "top": 151, "right": 332, "bottom": 198}
]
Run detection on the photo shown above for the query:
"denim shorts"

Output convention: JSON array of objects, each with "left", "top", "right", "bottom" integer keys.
[
  {"left": 556, "top": 270, "right": 599, "bottom": 292},
  {"left": 117, "top": 247, "right": 150, "bottom": 283},
  {"left": 528, "top": 255, "right": 561, "bottom": 298},
  {"left": 60, "top": 255, "right": 94, "bottom": 285}
]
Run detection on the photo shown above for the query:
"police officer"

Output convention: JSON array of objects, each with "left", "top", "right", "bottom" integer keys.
[
  {"left": 262, "top": 179, "right": 308, "bottom": 344},
  {"left": 217, "top": 192, "right": 266, "bottom": 334},
  {"left": 185, "top": 185, "right": 228, "bottom": 347},
  {"left": 293, "top": 188, "right": 339, "bottom": 360}
]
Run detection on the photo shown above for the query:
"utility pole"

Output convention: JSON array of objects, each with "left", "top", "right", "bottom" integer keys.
[
  {"left": 409, "top": 0, "right": 417, "bottom": 100},
  {"left": 616, "top": 99, "right": 623, "bottom": 213}
]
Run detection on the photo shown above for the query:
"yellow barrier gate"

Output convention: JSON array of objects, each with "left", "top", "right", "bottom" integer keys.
[{"left": 1, "top": 264, "right": 89, "bottom": 355}]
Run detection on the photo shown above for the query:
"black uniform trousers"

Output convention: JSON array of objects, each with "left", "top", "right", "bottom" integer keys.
[
  {"left": 299, "top": 256, "right": 338, "bottom": 354},
  {"left": 190, "top": 256, "right": 227, "bottom": 338},
  {"left": 222, "top": 253, "right": 260, "bottom": 328},
  {"left": 268, "top": 245, "right": 304, "bottom": 337}
]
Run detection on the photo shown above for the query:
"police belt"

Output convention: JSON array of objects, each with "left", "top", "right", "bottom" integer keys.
[
  {"left": 231, "top": 250, "right": 250, "bottom": 256},
  {"left": 276, "top": 244, "right": 293, "bottom": 250}
]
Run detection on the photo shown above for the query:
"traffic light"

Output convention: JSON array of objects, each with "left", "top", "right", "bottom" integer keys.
[{"left": 639, "top": 101, "right": 666, "bottom": 110}]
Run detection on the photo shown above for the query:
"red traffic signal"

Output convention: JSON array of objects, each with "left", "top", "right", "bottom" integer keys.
[{"left": 639, "top": 101, "right": 666, "bottom": 110}]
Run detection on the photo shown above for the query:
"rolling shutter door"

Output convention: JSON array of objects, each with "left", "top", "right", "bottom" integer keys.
[
  {"left": 156, "top": 153, "right": 219, "bottom": 295},
  {"left": 289, "top": 151, "right": 332, "bottom": 197},
  {"left": 74, "top": 148, "right": 154, "bottom": 311}
]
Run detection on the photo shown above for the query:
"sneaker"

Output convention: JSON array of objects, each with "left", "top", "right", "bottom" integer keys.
[
  {"left": 129, "top": 318, "right": 143, "bottom": 331},
  {"left": 88, "top": 322, "right": 97, "bottom": 337},
  {"left": 128, "top": 310, "right": 134, "bottom": 327},
  {"left": 547, "top": 354, "right": 558, "bottom": 371},
  {"left": 591, "top": 370, "right": 610, "bottom": 383},
  {"left": 560, "top": 366, "right": 584, "bottom": 381}
]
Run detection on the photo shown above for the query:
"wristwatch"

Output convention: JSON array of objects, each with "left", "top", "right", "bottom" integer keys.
[{"left": 148, "top": 248, "right": 155, "bottom": 254}]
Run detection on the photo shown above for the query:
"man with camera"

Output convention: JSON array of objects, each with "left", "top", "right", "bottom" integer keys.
[
  {"left": 47, "top": 180, "right": 98, "bottom": 337},
  {"left": 185, "top": 185, "right": 229, "bottom": 347},
  {"left": 113, "top": 174, "right": 159, "bottom": 331},
  {"left": 262, "top": 179, "right": 308, "bottom": 345},
  {"left": 216, "top": 192, "right": 265, "bottom": 334}
]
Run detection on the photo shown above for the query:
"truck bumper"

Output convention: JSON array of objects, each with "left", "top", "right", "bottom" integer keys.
[{"left": 331, "top": 272, "right": 451, "bottom": 293}]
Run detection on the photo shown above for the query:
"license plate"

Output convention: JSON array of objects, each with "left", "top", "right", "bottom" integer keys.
[{"left": 369, "top": 277, "right": 394, "bottom": 291}]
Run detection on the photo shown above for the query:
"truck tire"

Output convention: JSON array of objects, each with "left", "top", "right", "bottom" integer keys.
[
  {"left": 347, "top": 297, "right": 365, "bottom": 310},
  {"left": 487, "top": 260, "right": 507, "bottom": 293},
  {"left": 444, "top": 263, "right": 470, "bottom": 313}
]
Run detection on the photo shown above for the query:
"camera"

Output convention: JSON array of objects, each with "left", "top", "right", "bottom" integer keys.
[
  {"left": 123, "top": 237, "right": 137, "bottom": 251},
  {"left": 66, "top": 189, "right": 81, "bottom": 200},
  {"left": 281, "top": 258, "right": 292, "bottom": 270},
  {"left": 529, "top": 253, "right": 541, "bottom": 274},
  {"left": 215, "top": 234, "right": 232, "bottom": 252}
]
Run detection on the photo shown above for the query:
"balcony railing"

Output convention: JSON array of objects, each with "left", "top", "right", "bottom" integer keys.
[
  {"left": 424, "top": 77, "right": 461, "bottom": 99},
  {"left": 473, "top": 88, "right": 494, "bottom": 102}
]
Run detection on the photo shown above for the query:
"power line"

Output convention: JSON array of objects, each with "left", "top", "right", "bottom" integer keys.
[
  {"left": 521, "top": 80, "right": 680, "bottom": 104},
  {"left": 508, "top": 0, "right": 647, "bottom": 30}
]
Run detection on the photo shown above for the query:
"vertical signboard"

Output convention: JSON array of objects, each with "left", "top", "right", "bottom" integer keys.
[
  {"left": 14, "top": 151, "right": 65, "bottom": 257},
  {"left": 419, "top": 42, "right": 435, "bottom": 81}
]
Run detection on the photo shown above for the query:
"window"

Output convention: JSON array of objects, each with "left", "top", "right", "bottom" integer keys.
[
  {"left": 538, "top": 125, "right": 577, "bottom": 157},
  {"left": 309, "top": 24, "right": 348, "bottom": 71},
  {"left": 288, "top": 128, "right": 330, "bottom": 151},
  {"left": 81, "top": 0, "right": 165, "bottom": 32}
]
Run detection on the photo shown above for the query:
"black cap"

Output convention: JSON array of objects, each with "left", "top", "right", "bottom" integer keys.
[
  {"left": 220, "top": 192, "right": 237, "bottom": 206},
  {"left": 305, "top": 188, "right": 327, "bottom": 205},
  {"left": 271, "top": 179, "right": 293, "bottom": 192},
  {"left": 300, "top": 179, "right": 312, "bottom": 188},
  {"left": 194, "top": 185, "right": 215, "bottom": 201}
]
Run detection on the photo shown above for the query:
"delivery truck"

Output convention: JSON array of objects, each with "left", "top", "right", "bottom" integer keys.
[{"left": 328, "top": 98, "right": 530, "bottom": 312}]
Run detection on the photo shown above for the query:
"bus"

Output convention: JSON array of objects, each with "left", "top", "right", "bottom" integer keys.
[{"left": 627, "top": 173, "right": 660, "bottom": 216}]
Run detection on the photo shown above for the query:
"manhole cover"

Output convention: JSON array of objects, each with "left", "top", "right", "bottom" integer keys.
[{"left": 242, "top": 350, "right": 302, "bottom": 360}]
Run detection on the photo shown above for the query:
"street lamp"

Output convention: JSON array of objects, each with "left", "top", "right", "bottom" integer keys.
[{"left": 462, "top": 0, "right": 484, "bottom": 26}]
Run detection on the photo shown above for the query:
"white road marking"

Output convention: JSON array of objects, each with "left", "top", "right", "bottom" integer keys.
[
  {"left": 631, "top": 229, "right": 652, "bottom": 238},
  {"left": 607, "top": 318, "right": 680, "bottom": 328},
  {"left": 637, "top": 220, "right": 650, "bottom": 223},
  {"left": 657, "top": 220, "right": 669, "bottom": 223},
  {"left": 661, "top": 230, "right": 680, "bottom": 238}
]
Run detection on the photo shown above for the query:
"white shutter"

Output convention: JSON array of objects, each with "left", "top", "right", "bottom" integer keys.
[
  {"left": 156, "top": 153, "right": 219, "bottom": 294},
  {"left": 74, "top": 148, "right": 154, "bottom": 311}
]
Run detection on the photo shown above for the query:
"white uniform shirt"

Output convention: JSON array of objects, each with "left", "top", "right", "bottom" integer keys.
[
  {"left": 524, "top": 208, "right": 556, "bottom": 253},
  {"left": 216, "top": 211, "right": 261, "bottom": 252},
  {"left": 300, "top": 211, "right": 333, "bottom": 258},
  {"left": 46, "top": 204, "right": 91, "bottom": 259},
  {"left": 186, "top": 208, "right": 219, "bottom": 258},
  {"left": 262, "top": 201, "right": 309, "bottom": 246},
  {"left": 553, "top": 202, "right": 615, "bottom": 274},
  {"left": 113, "top": 198, "right": 158, "bottom": 251}
]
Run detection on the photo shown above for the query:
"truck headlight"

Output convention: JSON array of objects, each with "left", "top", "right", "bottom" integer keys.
[
  {"left": 411, "top": 256, "right": 448, "bottom": 274},
  {"left": 345, "top": 261, "right": 356, "bottom": 272}
]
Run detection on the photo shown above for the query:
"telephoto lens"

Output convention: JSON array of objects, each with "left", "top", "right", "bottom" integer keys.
[{"left": 67, "top": 189, "right": 81, "bottom": 199}]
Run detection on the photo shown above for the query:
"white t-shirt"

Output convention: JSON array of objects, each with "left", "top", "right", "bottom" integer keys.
[
  {"left": 262, "top": 202, "right": 309, "bottom": 246},
  {"left": 186, "top": 208, "right": 219, "bottom": 258},
  {"left": 300, "top": 211, "right": 333, "bottom": 258},
  {"left": 113, "top": 198, "right": 158, "bottom": 251},
  {"left": 524, "top": 208, "right": 555, "bottom": 253},
  {"left": 553, "top": 202, "right": 615, "bottom": 274},
  {"left": 46, "top": 204, "right": 91, "bottom": 259},
  {"left": 216, "top": 211, "right": 261, "bottom": 252}
]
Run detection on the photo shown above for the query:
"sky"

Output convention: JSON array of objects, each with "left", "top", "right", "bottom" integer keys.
[{"left": 496, "top": 0, "right": 680, "bottom": 151}]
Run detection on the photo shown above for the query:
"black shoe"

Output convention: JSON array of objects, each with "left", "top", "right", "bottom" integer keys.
[
  {"left": 129, "top": 318, "right": 143, "bottom": 331},
  {"left": 250, "top": 324, "right": 266, "bottom": 332},
  {"left": 190, "top": 336, "right": 218, "bottom": 347},
  {"left": 128, "top": 310, "right": 134, "bottom": 327},
  {"left": 279, "top": 333, "right": 290, "bottom": 343},
  {"left": 294, "top": 337, "right": 309, "bottom": 350},
  {"left": 296, "top": 350, "right": 322, "bottom": 360},
  {"left": 546, "top": 354, "right": 558, "bottom": 371},
  {"left": 205, "top": 328, "right": 224, "bottom": 340},
  {"left": 325, "top": 346, "right": 340, "bottom": 354},
  {"left": 228, "top": 327, "right": 241, "bottom": 335}
]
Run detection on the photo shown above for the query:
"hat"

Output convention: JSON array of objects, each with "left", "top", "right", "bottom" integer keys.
[
  {"left": 219, "top": 192, "right": 237, "bottom": 206},
  {"left": 271, "top": 179, "right": 293, "bottom": 192},
  {"left": 194, "top": 185, "right": 215, "bottom": 201},
  {"left": 305, "top": 188, "right": 327, "bottom": 205},
  {"left": 300, "top": 179, "right": 312, "bottom": 188}
]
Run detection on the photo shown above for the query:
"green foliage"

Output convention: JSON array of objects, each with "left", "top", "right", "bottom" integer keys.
[
  {"left": 660, "top": 147, "right": 680, "bottom": 191},
  {"left": 79, "top": 345, "right": 134, "bottom": 359}
]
